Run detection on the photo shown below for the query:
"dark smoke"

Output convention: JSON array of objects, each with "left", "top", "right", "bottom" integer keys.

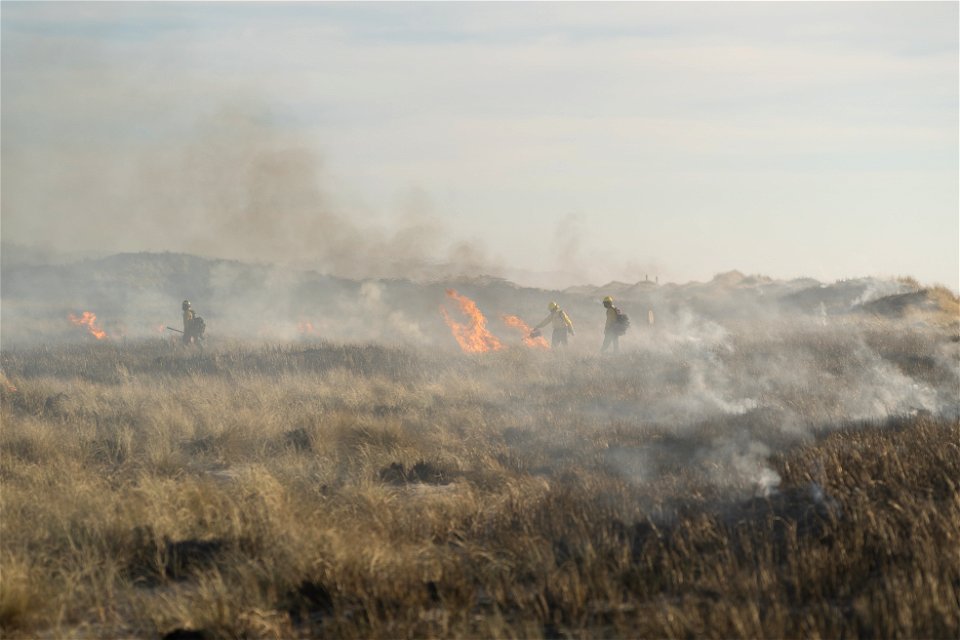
[{"left": 132, "top": 108, "right": 501, "bottom": 280}]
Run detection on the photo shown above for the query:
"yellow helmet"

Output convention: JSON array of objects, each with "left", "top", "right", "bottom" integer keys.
[
  {"left": 602, "top": 296, "right": 614, "bottom": 304},
  {"left": 548, "top": 301, "right": 559, "bottom": 311}
]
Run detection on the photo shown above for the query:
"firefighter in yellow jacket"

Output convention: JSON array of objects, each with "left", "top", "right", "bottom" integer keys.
[
  {"left": 601, "top": 296, "right": 620, "bottom": 353},
  {"left": 532, "top": 301, "right": 574, "bottom": 347},
  {"left": 182, "top": 300, "right": 199, "bottom": 344}
]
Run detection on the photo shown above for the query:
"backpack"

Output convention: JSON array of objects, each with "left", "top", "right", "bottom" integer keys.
[
  {"left": 192, "top": 316, "right": 206, "bottom": 340},
  {"left": 613, "top": 307, "right": 630, "bottom": 335}
]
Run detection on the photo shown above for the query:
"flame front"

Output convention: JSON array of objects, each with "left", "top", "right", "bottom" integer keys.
[
  {"left": 298, "top": 320, "right": 318, "bottom": 335},
  {"left": 68, "top": 311, "right": 107, "bottom": 340},
  {"left": 502, "top": 315, "right": 549, "bottom": 349},
  {"left": 440, "top": 289, "right": 504, "bottom": 353}
]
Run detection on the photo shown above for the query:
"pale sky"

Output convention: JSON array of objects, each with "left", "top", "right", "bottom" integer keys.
[{"left": 2, "top": 2, "right": 957, "bottom": 289}]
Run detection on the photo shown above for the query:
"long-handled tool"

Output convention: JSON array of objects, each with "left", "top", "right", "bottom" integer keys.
[{"left": 166, "top": 326, "right": 184, "bottom": 334}]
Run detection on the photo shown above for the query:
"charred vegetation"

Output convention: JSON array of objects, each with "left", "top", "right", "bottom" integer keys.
[{"left": 1, "top": 318, "right": 958, "bottom": 638}]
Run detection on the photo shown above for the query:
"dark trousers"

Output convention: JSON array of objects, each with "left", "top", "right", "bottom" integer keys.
[{"left": 552, "top": 327, "right": 569, "bottom": 347}]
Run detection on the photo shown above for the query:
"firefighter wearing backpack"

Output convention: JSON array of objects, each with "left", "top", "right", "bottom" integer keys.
[
  {"left": 601, "top": 295, "right": 629, "bottom": 353},
  {"left": 533, "top": 301, "right": 575, "bottom": 348},
  {"left": 181, "top": 300, "right": 205, "bottom": 345}
]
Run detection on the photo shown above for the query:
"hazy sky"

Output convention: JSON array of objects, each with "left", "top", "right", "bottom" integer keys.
[{"left": 2, "top": 2, "right": 957, "bottom": 289}]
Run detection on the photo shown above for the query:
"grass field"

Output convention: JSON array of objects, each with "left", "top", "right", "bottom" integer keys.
[{"left": 1, "top": 318, "right": 958, "bottom": 638}]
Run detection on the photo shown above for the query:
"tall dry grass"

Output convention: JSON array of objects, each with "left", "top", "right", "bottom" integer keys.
[{"left": 1, "top": 321, "right": 958, "bottom": 638}]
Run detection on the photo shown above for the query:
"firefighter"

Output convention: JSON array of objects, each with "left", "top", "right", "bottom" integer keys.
[
  {"left": 181, "top": 300, "right": 199, "bottom": 344},
  {"left": 601, "top": 295, "right": 620, "bottom": 353},
  {"left": 532, "top": 301, "right": 575, "bottom": 347}
]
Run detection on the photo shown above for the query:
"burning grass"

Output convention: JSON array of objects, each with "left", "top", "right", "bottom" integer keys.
[
  {"left": 1, "top": 321, "right": 958, "bottom": 638},
  {"left": 502, "top": 314, "right": 550, "bottom": 350},
  {"left": 68, "top": 310, "right": 108, "bottom": 340},
  {"left": 440, "top": 289, "right": 504, "bottom": 353}
]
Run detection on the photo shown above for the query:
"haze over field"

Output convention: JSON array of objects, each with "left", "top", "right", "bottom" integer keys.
[
  {"left": 2, "top": 6, "right": 960, "bottom": 637},
  {"left": 2, "top": 2, "right": 958, "bottom": 290}
]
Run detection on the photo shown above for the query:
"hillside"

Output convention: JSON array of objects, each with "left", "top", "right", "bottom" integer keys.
[{"left": 1, "top": 250, "right": 953, "bottom": 345}]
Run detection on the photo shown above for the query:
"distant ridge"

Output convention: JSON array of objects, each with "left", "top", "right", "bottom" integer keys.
[
  {"left": 858, "top": 287, "right": 959, "bottom": 326},
  {"left": 3, "top": 249, "right": 953, "bottom": 346}
]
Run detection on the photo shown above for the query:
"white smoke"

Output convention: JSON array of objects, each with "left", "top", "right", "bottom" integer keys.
[{"left": 702, "top": 439, "right": 782, "bottom": 497}]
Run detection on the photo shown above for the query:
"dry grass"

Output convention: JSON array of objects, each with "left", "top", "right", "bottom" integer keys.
[{"left": 1, "top": 321, "right": 958, "bottom": 638}]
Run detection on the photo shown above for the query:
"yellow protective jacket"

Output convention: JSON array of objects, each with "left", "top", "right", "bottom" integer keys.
[
  {"left": 535, "top": 308, "right": 574, "bottom": 332},
  {"left": 605, "top": 306, "right": 619, "bottom": 331}
]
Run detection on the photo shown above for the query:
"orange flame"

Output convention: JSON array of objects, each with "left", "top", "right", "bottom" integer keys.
[
  {"left": 68, "top": 311, "right": 107, "bottom": 340},
  {"left": 440, "top": 289, "right": 504, "bottom": 353},
  {"left": 502, "top": 315, "right": 549, "bottom": 349},
  {"left": 298, "top": 320, "right": 318, "bottom": 335}
]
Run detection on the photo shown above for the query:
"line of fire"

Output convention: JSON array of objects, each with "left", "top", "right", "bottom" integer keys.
[{"left": 66, "top": 289, "right": 570, "bottom": 352}]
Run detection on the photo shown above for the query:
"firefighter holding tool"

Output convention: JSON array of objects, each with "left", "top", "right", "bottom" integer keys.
[{"left": 532, "top": 301, "right": 574, "bottom": 348}]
